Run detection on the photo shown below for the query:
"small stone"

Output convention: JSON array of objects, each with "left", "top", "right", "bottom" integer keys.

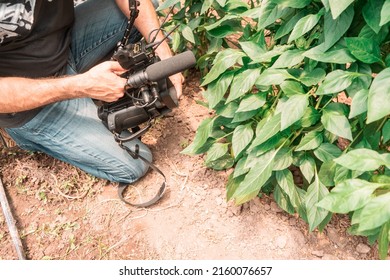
[
  {"left": 326, "top": 227, "right": 347, "bottom": 247},
  {"left": 249, "top": 200, "right": 261, "bottom": 214},
  {"left": 356, "top": 243, "right": 371, "bottom": 254},
  {"left": 311, "top": 250, "right": 324, "bottom": 257},
  {"left": 263, "top": 204, "right": 271, "bottom": 211},
  {"left": 228, "top": 205, "right": 242, "bottom": 216}
]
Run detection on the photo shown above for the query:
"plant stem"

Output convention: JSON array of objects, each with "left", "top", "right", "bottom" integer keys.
[
  {"left": 343, "top": 129, "right": 364, "bottom": 153},
  {"left": 289, "top": 128, "right": 304, "bottom": 144},
  {"left": 315, "top": 95, "right": 323, "bottom": 110},
  {"left": 318, "top": 97, "right": 334, "bottom": 113},
  {"left": 216, "top": 131, "right": 234, "bottom": 141},
  {"left": 376, "top": 116, "right": 389, "bottom": 133},
  {"left": 270, "top": 87, "right": 282, "bottom": 109}
]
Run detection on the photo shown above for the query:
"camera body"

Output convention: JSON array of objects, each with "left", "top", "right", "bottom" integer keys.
[{"left": 98, "top": 40, "right": 179, "bottom": 135}]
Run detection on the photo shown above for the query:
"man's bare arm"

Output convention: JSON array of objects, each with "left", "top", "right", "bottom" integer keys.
[{"left": 0, "top": 61, "right": 126, "bottom": 113}]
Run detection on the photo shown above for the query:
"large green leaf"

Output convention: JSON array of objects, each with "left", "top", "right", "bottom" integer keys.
[
  {"left": 276, "top": 169, "right": 302, "bottom": 209},
  {"left": 224, "top": 0, "right": 249, "bottom": 12},
  {"left": 278, "top": 94, "right": 309, "bottom": 130},
  {"left": 156, "top": 0, "right": 180, "bottom": 11},
  {"left": 206, "top": 154, "right": 235, "bottom": 170},
  {"left": 295, "top": 131, "right": 324, "bottom": 151},
  {"left": 273, "top": 147, "right": 293, "bottom": 170},
  {"left": 256, "top": 1, "right": 289, "bottom": 29},
  {"left": 203, "top": 71, "right": 235, "bottom": 109},
  {"left": 232, "top": 149, "right": 279, "bottom": 204},
  {"left": 271, "top": 49, "right": 305, "bottom": 68},
  {"left": 314, "top": 143, "right": 342, "bottom": 162},
  {"left": 250, "top": 45, "right": 292, "bottom": 63},
  {"left": 236, "top": 93, "right": 267, "bottom": 113},
  {"left": 380, "top": 0, "right": 390, "bottom": 26},
  {"left": 206, "top": 23, "right": 241, "bottom": 38},
  {"left": 335, "top": 148, "right": 389, "bottom": 171},
  {"left": 232, "top": 110, "right": 258, "bottom": 123},
  {"left": 304, "top": 43, "right": 356, "bottom": 63},
  {"left": 256, "top": 69, "right": 296, "bottom": 86},
  {"left": 305, "top": 172, "right": 330, "bottom": 231},
  {"left": 280, "top": 80, "right": 305, "bottom": 96},
  {"left": 205, "top": 143, "right": 229, "bottom": 164},
  {"left": 378, "top": 221, "right": 390, "bottom": 260},
  {"left": 204, "top": 15, "right": 239, "bottom": 31},
  {"left": 353, "top": 192, "right": 390, "bottom": 231},
  {"left": 201, "top": 49, "right": 245, "bottom": 86},
  {"left": 298, "top": 107, "right": 321, "bottom": 127},
  {"left": 226, "top": 173, "right": 245, "bottom": 201},
  {"left": 181, "top": 25, "right": 195, "bottom": 44},
  {"left": 321, "top": 107, "right": 353, "bottom": 140},
  {"left": 201, "top": 0, "right": 214, "bottom": 14},
  {"left": 367, "top": 68, "right": 390, "bottom": 123},
  {"left": 232, "top": 123, "right": 254, "bottom": 158},
  {"left": 181, "top": 118, "right": 214, "bottom": 155},
  {"left": 295, "top": 68, "right": 326, "bottom": 86},
  {"left": 328, "top": 0, "right": 354, "bottom": 19},
  {"left": 349, "top": 89, "right": 368, "bottom": 118},
  {"left": 345, "top": 37, "right": 382, "bottom": 64},
  {"left": 251, "top": 113, "right": 281, "bottom": 149},
  {"left": 248, "top": 134, "right": 283, "bottom": 161},
  {"left": 275, "top": 10, "right": 306, "bottom": 40},
  {"left": 227, "top": 69, "right": 261, "bottom": 103},
  {"left": 299, "top": 155, "right": 316, "bottom": 183},
  {"left": 316, "top": 70, "right": 362, "bottom": 95},
  {"left": 318, "top": 160, "right": 337, "bottom": 186},
  {"left": 216, "top": 102, "right": 238, "bottom": 118},
  {"left": 205, "top": 15, "right": 242, "bottom": 38},
  {"left": 317, "top": 179, "right": 387, "bottom": 213},
  {"left": 288, "top": 11, "right": 323, "bottom": 43},
  {"left": 323, "top": 6, "right": 354, "bottom": 51},
  {"left": 334, "top": 165, "right": 355, "bottom": 184},
  {"left": 363, "top": 0, "right": 384, "bottom": 34},
  {"left": 274, "top": 185, "right": 296, "bottom": 214},
  {"left": 239, "top": 41, "right": 266, "bottom": 61},
  {"left": 233, "top": 156, "right": 250, "bottom": 178}
]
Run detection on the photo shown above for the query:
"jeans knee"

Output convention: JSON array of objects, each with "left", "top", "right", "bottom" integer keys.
[{"left": 111, "top": 145, "right": 153, "bottom": 183}]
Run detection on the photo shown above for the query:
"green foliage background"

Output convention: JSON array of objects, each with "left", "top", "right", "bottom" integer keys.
[{"left": 159, "top": 0, "right": 390, "bottom": 258}]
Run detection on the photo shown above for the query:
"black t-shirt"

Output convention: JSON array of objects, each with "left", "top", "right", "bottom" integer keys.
[{"left": 0, "top": 0, "right": 74, "bottom": 127}]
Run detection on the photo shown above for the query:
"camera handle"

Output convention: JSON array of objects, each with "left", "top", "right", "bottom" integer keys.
[
  {"left": 113, "top": 119, "right": 153, "bottom": 143},
  {"left": 120, "top": 0, "right": 139, "bottom": 47}
]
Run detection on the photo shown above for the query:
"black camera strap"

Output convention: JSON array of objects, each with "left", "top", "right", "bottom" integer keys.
[{"left": 117, "top": 142, "right": 166, "bottom": 207}]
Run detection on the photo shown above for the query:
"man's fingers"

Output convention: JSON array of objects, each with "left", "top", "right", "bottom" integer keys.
[{"left": 105, "top": 61, "right": 127, "bottom": 74}]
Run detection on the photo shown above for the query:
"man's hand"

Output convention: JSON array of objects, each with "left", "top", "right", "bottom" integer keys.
[
  {"left": 80, "top": 61, "right": 127, "bottom": 102},
  {"left": 168, "top": 72, "right": 185, "bottom": 100}
]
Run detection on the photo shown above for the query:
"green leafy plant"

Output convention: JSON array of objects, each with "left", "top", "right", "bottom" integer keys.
[
  {"left": 178, "top": 0, "right": 390, "bottom": 258},
  {"left": 157, "top": 0, "right": 257, "bottom": 70}
]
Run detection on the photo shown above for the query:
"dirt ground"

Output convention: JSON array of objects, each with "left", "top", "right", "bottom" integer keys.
[{"left": 0, "top": 72, "right": 386, "bottom": 260}]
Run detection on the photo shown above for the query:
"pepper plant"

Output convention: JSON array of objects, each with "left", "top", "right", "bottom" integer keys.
[{"left": 162, "top": 0, "right": 390, "bottom": 258}]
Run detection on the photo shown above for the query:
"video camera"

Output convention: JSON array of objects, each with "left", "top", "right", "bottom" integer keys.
[{"left": 97, "top": 1, "right": 196, "bottom": 142}]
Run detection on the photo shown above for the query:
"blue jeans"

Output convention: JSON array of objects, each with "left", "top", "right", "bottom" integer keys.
[{"left": 6, "top": 0, "right": 155, "bottom": 183}]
